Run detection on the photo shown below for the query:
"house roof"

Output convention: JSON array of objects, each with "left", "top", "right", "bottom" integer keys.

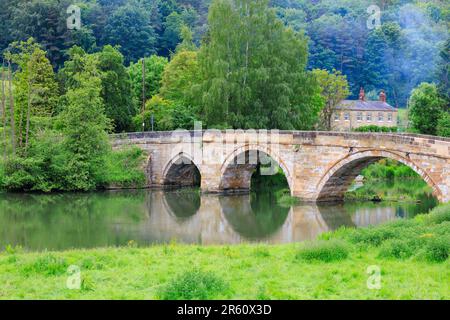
[{"left": 336, "top": 100, "right": 397, "bottom": 112}]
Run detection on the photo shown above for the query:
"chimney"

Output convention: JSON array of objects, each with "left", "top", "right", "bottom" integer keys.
[
  {"left": 359, "top": 87, "right": 365, "bottom": 101},
  {"left": 379, "top": 90, "right": 387, "bottom": 103}
]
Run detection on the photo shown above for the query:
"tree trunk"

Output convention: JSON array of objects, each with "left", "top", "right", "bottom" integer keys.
[
  {"left": 7, "top": 61, "right": 16, "bottom": 155},
  {"left": 24, "top": 75, "right": 33, "bottom": 155},
  {"left": 141, "top": 58, "right": 146, "bottom": 114}
]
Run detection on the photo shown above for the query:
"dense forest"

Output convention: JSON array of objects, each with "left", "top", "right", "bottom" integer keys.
[
  {"left": 0, "top": 0, "right": 448, "bottom": 192},
  {"left": 1, "top": 0, "right": 448, "bottom": 106}
]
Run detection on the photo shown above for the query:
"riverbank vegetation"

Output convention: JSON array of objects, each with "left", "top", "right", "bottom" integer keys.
[
  {"left": 0, "top": 202, "right": 448, "bottom": 299},
  {"left": 0, "top": 0, "right": 449, "bottom": 192},
  {"left": 344, "top": 159, "right": 438, "bottom": 202},
  {"left": 0, "top": 42, "right": 146, "bottom": 192}
]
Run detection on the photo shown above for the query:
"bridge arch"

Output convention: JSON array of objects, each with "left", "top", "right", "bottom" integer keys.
[
  {"left": 316, "top": 149, "right": 443, "bottom": 202},
  {"left": 162, "top": 152, "right": 202, "bottom": 187},
  {"left": 220, "top": 144, "right": 293, "bottom": 193}
]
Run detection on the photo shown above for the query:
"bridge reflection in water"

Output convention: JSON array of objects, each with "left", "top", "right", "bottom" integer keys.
[
  {"left": 0, "top": 190, "right": 435, "bottom": 251},
  {"left": 137, "top": 190, "right": 412, "bottom": 245}
]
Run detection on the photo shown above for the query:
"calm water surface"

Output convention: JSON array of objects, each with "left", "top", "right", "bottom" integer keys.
[{"left": 0, "top": 188, "right": 437, "bottom": 251}]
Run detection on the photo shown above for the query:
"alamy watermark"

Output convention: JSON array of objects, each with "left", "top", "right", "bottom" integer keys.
[
  {"left": 66, "top": 265, "right": 81, "bottom": 290},
  {"left": 67, "top": 5, "right": 81, "bottom": 30},
  {"left": 367, "top": 5, "right": 382, "bottom": 30},
  {"left": 366, "top": 265, "right": 382, "bottom": 290}
]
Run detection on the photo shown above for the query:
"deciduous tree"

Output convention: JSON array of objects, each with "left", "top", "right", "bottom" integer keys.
[
  {"left": 195, "top": 0, "right": 322, "bottom": 129},
  {"left": 312, "top": 69, "right": 350, "bottom": 130},
  {"left": 409, "top": 83, "right": 447, "bottom": 136}
]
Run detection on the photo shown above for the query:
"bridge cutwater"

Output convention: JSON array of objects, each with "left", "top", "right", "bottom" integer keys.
[{"left": 111, "top": 131, "right": 450, "bottom": 203}]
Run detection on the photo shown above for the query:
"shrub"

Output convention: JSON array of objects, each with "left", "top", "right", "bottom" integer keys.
[
  {"left": 22, "top": 254, "right": 68, "bottom": 276},
  {"left": 99, "top": 147, "right": 146, "bottom": 188},
  {"left": 296, "top": 240, "right": 350, "bottom": 262},
  {"left": 360, "top": 159, "right": 418, "bottom": 181},
  {"left": 354, "top": 125, "right": 398, "bottom": 133},
  {"left": 378, "top": 239, "right": 415, "bottom": 259},
  {"left": 424, "top": 237, "right": 449, "bottom": 263},
  {"left": 158, "top": 269, "right": 228, "bottom": 300},
  {"left": 424, "top": 203, "right": 450, "bottom": 225},
  {"left": 345, "top": 219, "right": 421, "bottom": 246},
  {"left": 346, "top": 226, "right": 398, "bottom": 246}
]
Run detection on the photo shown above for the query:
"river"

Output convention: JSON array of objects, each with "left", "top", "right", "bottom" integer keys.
[{"left": 0, "top": 184, "right": 437, "bottom": 251}]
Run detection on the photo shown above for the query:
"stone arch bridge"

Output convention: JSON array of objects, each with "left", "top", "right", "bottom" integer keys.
[{"left": 112, "top": 131, "right": 450, "bottom": 203}]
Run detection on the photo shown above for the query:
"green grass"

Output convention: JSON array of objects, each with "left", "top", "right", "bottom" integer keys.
[
  {"left": 157, "top": 269, "right": 229, "bottom": 300},
  {"left": 296, "top": 240, "right": 349, "bottom": 262},
  {"left": 101, "top": 147, "right": 146, "bottom": 188},
  {"left": 0, "top": 203, "right": 449, "bottom": 300}
]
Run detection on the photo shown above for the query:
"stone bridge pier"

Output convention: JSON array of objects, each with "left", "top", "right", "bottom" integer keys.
[{"left": 112, "top": 131, "right": 450, "bottom": 203}]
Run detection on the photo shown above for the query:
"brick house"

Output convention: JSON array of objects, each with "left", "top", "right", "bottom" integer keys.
[{"left": 332, "top": 88, "right": 398, "bottom": 131}]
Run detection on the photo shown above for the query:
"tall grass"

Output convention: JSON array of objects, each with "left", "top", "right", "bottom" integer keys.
[
  {"left": 100, "top": 147, "right": 146, "bottom": 188},
  {"left": 296, "top": 240, "right": 350, "bottom": 262},
  {"left": 158, "top": 269, "right": 229, "bottom": 300},
  {"left": 330, "top": 203, "right": 450, "bottom": 263}
]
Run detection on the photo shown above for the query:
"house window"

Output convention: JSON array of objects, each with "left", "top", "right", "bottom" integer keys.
[
  {"left": 334, "top": 113, "right": 340, "bottom": 121},
  {"left": 357, "top": 112, "right": 363, "bottom": 121},
  {"left": 344, "top": 113, "right": 350, "bottom": 121},
  {"left": 387, "top": 113, "right": 393, "bottom": 122},
  {"left": 378, "top": 112, "right": 384, "bottom": 122},
  {"left": 366, "top": 113, "right": 372, "bottom": 122}
]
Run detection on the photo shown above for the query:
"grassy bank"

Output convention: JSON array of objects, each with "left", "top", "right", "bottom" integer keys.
[{"left": 0, "top": 203, "right": 448, "bottom": 300}]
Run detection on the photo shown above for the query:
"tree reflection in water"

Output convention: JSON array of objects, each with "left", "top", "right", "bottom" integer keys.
[
  {"left": 0, "top": 188, "right": 438, "bottom": 251},
  {"left": 164, "top": 189, "right": 201, "bottom": 221},
  {"left": 219, "top": 192, "right": 289, "bottom": 240}
]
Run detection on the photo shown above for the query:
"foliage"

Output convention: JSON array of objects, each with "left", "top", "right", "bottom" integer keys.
[
  {"left": 353, "top": 125, "right": 398, "bottom": 133},
  {"left": 57, "top": 57, "right": 110, "bottom": 191},
  {"left": 0, "top": 0, "right": 447, "bottom": 110},
  {"left": 128, "top": 55, "right": 169, "bottom": 110},
  {"left": 133, "top": 95, "right": 197, "bottom": 132},
  {"left": 158, "top": 268, "right": 228, "bottom": 300},
  {"left": 59, "top": 46, "right": 135, "bottom": 132},
  {"left": 326, "top": 203, "right": 450, "bottom": 264},
  {"left": 312, "top": 69, "right": 350, "bottom": 130},
  {"left": 5, "top": 38, "right": 58, "bottom": 151},
  {"left": 345, "top": 179, "right": 435, "bottom": 202},
  {"left": 21, "top": 254, "right": 68, "bottom": 277},
  {"left": 378, "top": 239, "right": 416, "bottom": 260},
  {"left": 436, "top": 38, "right": 449, "bottom": 101},
  {"left": 96, "top": 45, "right": 135, "bottom": 132},
  {"left": 423, "top": 204, "right": 450, "bottom": 225},
  {"left": 160, "top": 50, "right": 200, "bottom": 105},
  {"left": 437, "top": 111, "right": 450, "bottom": 137},
  {"left": 99, "top": 147, "right": 146, "bottom": 188},
  {"left": 160, "top": 9, "right": 199, "bottom": 55},
  {"left": 296, "top": 240, "right": 349, "bottom": 262},
  {"left": 424, "top": 236, "right": 450, "bottom": 263},
  {"left": 0, "top": 132, "right": 146, "bottom": 192},
  {"left": 360, "top": 159, "right": 418, "bottom": 180},
  {"left": 195, "top": 0, "right": 323, "bottom": 129},
  {"left": 409, "top": 83, "right": 447, "bottom": 135},
  {"left": 101, "top": 2, "right": 157, "bottom": 64}
]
